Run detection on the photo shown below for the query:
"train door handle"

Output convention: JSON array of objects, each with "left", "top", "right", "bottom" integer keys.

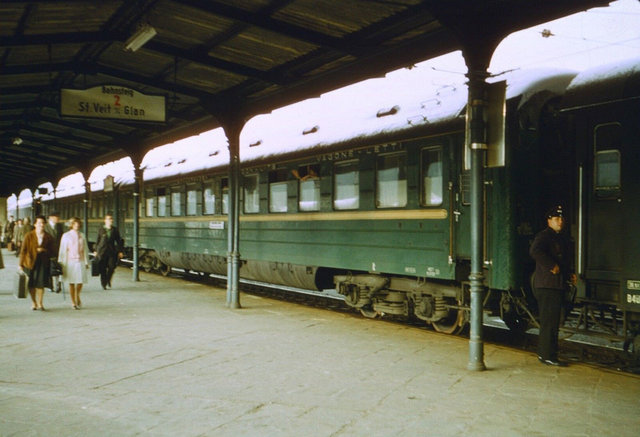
[{"left": 453, "top": 210, "right": 461, "bottom": 222}]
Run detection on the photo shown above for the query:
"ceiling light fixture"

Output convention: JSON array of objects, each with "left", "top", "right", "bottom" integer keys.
[{"left": 124, "top": 24, "right": 157, "bottom": 52}]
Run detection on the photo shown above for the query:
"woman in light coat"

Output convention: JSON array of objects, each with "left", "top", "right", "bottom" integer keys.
[{"left": 58, "top": 217, "right": 89, "bottom": 309}]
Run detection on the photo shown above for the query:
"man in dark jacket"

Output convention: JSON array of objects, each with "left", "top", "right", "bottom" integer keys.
[
  {"left": 94, "top": 213, "right": 124, "bottom": 290},
  {"left": 530, "top": 205, "right": 576, "bottom": 366},
  {"left": 44, "top": 211, "right": 65, "bottom": 292}
]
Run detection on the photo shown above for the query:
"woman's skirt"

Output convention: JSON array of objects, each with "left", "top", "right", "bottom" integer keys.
[
  {"left": 62, "top": 259, "right": 88, "bottom": 285},
  {"left": 26, "top": 254, "right": 51, "bottom": 289}
]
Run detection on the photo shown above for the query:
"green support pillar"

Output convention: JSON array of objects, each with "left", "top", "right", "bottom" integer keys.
[
  {"left": 465, "top": 66, "right": 490, "bottom": 372},
  {"left": 132, "top": 164, "right": 142, "bottom": 282},
  {"left": 83, "top": 181, "right": 90, "bottom": 238},
  {"left": 224, "top": 121, "right": 242, "bottom": 309}
]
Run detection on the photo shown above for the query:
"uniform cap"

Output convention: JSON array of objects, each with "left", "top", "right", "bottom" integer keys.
[{"left": 546, "top": 205, "right": 564, "bottom": 218}]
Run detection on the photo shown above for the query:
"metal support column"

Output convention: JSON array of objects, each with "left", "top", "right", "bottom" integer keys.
[
  {"left": 53, "top": 187, "right": 57, "bottom": 214},
  {"left": 466, "top": 68, "right": 489, "bottom": 371},
  {"left": 83, "top": 181, "right": 90, "bottom": 238},
  {"left": 132, "top": 165, "right": 142, "bottom": 282},
  {"left": 223, "top": 121, "right": 242, "bottom": 308}
]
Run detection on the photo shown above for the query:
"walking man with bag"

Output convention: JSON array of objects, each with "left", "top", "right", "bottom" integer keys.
[
  {"left": 44, "top": 211, "right": 65, "bottom": 293},
  {"left": 94, "top": 213, "right": 124, "bottom": 290}
]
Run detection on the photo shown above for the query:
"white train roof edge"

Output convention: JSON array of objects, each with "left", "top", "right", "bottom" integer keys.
[{"left": 51, "top": 67, "right": 587, "bottom": 199}]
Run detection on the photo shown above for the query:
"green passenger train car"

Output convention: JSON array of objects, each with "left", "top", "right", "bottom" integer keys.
[{"left": 38, "top": 60, "right": 640, "bottom": 346}]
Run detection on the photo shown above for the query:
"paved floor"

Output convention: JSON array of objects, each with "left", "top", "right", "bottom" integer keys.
[{"left": 1, "top": 248, "right": 639, "bottom": 437}]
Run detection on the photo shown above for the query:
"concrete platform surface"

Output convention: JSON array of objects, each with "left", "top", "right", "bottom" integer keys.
[{"left": 1, "top": 248, "right": 639, "bottom": 437}]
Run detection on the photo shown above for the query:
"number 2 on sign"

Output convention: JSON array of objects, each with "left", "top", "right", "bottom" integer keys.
[{"left": 113, "top": 95, "right": 121, "bottom": 106}]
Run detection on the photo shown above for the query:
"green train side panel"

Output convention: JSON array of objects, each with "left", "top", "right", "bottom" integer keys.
[
  {"left": 136, "top": 219, "right": 227, "bottom": 256},
  {"left": 240, "top": 217, "right": 453, "bottom": 280},
  {"left": 130, "top": 215, "right": 453, "bottom": 281}
]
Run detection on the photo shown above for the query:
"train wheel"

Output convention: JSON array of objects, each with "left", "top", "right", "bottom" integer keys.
[
  {"left": 359, "top": 306, "right": 379, "bottom": 319},
  {"left": 432, "top": 299, "right": 468, "bottom": 335},
  {"left": 140, "top": 254, "right": 154, "bottom": 273},
  {"left": 159, "top": 263, "right": 171, "bottom": 277}
]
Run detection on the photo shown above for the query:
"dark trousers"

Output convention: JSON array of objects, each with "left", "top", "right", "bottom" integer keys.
[
  {"left": 535, "top": 287, "right": 564, "bottom": 360},
  {"left": 99, "top": 254, "right": 117, "bottom": 288}
]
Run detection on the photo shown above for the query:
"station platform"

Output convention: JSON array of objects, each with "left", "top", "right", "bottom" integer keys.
[{"left": 1, "top": 247, "right": 639, "bottom": 437}]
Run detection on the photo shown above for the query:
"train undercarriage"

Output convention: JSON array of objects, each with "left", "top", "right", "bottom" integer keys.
[{"left": 131, "top": 249, "right": 640, "bottom": 357}]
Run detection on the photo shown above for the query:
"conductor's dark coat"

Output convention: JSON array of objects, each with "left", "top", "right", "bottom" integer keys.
[{"left": 529, "top": 227, "right": 573, "bottom": 290}]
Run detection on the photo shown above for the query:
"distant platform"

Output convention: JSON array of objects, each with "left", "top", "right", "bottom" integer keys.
[{"left": 1, "top": 248, "right": 638, "bottom": 436}]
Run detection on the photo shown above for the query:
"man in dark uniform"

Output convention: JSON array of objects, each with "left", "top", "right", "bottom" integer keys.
[
  {"left": 530, "top": 205, "right": 576, "bottom": 366},
  {"left": 94, "top": 213, "right": 124, "bottom": 290},
  {"left": 44, "top": 211, "right": 65, "bottom": 292}
]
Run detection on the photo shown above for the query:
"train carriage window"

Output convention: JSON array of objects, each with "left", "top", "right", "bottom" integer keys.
[
  {"left": 421, "top": 147, "right": 443, "bottom": 206},
  {"left": 594, "top": 123, "right": 622, "bottom": 196},
  {"left": 376, "top": 152, "right": 407, "bottom": 208},
  {"left": 244, "top": 174, "right": 260, "bottom": 213},
  {"left": 221, "top": 178, "right": 229, "bottom": 214},
  {"left": 295, "top": 165, "right": 320, "bottom": 212},
  {"left": 269, "top": 169, "right": 288, "bottom": 213},
  {"left": 333, "top": 160, "right": 359, "bottom": 210},
  {"left": 171, "top": 187, "right": 183, "bottom": 216},
  {"left": 157, "top": 188, "right": 167, "bottom": 217},
  {"left": 145, "top": 189, "right": 155, "bottom": 217},
  {"left": 203, "top": 182, "right": 215, "bottom": 215},
  {"left": 186, "top": 188, "right": 197, "bottom": 216}
]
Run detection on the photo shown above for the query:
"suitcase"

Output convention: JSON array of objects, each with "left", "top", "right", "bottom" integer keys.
[
  {"left": 15, "top": 273, "right": 27, "bottom": 299},
  {"left": 91, "top": 257, "right": 100, "bottom": 277}
]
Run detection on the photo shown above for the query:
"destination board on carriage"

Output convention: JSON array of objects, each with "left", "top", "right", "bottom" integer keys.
[{"left": 60, "top": 85, "right": 166, "bottom": 122}]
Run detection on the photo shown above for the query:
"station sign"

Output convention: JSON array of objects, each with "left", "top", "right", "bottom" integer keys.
[{"left": 60, "top": 85, "right": 166, "bottom": 122}]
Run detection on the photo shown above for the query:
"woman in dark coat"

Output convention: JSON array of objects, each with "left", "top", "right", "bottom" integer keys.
[{"left": 19, "top": 216, "right": 55, "bottom": 310}]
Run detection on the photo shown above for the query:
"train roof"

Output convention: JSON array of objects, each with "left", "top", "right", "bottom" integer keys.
[
  {"left": 50, "top": 67, "right": 584, "bottom": 197},
  {"left": 142, "top": 129, "right": 229, "bottom": 184},
  {"left": 239, "top": 67, "right": 577, "bottom": 166},
  {"left": 561, "top": 57, "right": 640, "bottom": 111}
]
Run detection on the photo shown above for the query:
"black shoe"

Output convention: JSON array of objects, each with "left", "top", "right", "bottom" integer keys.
[{"left": 539, "top": 357, "right": 567, "bottom": 367}]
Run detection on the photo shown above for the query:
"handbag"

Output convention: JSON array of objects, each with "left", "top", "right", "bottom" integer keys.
[
  {"left": 91, "top": 257, "right": 100, "bottom": 277},
  {"left": 50, "top": 258, "right": 63, "bottom": 276},
  {"left": 15, "top": 272, "right": 27, "bottom": 299}
]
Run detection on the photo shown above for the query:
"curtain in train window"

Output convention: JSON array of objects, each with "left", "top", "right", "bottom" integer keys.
[
  {"left": 171, "top": 189, "right": 182, "bottom": 216},
  {"left": 145, "top": 190, "right": 155, "bottom": 217},
  {"left": 296, "top": 165, "right": 320, "bottom": 212},
  {"left": 421, "top": 147, "right": 443, "bottom": 206},
  {"left": 376, "top": 153, "right": 407, "bottom": 208},
  {"left": 334, "top": 160, "right": 359, "bottom": 210},
  {"left": 221, "top": 178, "right": 229, "bottom": 214},
  {"left": 186, "top": 187, "right": 199, "bottom": 216},
  {"left": 594, "top": 123, "right": 621, "bottom": 197},
  {"left": 203, "top": 183, "right": 215, "bottom": 215},
  {"left": 269, "top": 169, "right": 288, "bottom": 213},
  {"left": 244, "top": 174, "right": 260, "bottom": 213},
  {"left": 157, "top": 188, "right": 167, "bottom": 217}
]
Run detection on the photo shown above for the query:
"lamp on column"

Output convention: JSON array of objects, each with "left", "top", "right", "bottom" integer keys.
[{"left": 124, "top": 24, "right": 157, "bottom": 52}]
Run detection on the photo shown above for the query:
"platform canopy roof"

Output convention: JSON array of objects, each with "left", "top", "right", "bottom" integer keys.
[{"left": 0, "top": 0, "right": 610, "bottom": 196}]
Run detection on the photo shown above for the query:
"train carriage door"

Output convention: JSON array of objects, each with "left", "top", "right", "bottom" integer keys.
[{"left": 582, "top": 122, "right": 623, "bottom": 302}]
